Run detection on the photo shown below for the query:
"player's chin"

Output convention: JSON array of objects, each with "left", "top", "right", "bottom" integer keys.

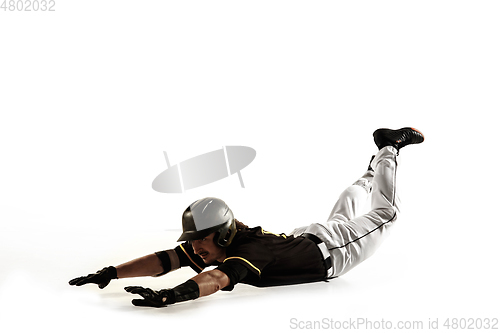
[{"left": 201, "top": 256, "right": 215, "bottom": 264}]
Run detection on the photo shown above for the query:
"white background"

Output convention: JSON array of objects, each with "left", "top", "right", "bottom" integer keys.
[{"left": 1, "top": 1, "right": 498, "bottom": 332}]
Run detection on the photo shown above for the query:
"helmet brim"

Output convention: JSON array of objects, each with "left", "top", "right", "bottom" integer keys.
[{"left": 177, "top": 223, "right": 224, "bottom": 242}]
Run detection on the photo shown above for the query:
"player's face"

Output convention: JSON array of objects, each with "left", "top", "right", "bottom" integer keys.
[{"left": 192, "top": 232, "right": 226, "bottom": 264}]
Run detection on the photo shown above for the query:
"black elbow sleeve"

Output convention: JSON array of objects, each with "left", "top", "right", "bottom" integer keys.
[{"left": 154, "top": 251, "right": 172, "bottom": 277}]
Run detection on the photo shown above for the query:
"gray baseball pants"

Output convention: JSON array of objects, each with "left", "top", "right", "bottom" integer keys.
[{"left": 289, "top": 146, "right": 400, "bottom": 278}]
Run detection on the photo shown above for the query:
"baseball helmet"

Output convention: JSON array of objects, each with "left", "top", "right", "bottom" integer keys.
[{"left": 177, "top": 197, "right": 237, "bottom": 247}]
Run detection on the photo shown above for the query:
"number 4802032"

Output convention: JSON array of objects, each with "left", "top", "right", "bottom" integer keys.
[{"left": 1, "top": 0, "right": 56, "bottom": 11}]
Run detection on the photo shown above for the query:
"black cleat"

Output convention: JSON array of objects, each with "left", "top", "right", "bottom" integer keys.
[{"left": 373, "top": 127, "right": 425, "bottom": 152}]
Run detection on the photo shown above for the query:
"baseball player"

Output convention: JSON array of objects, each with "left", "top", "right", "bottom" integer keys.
[{"left": 69, "top": 127, "right": 424, "bottom": 307}]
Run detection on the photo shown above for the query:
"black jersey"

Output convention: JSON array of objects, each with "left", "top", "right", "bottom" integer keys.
[{"left": 168, "top": 226, "right": 327, "bottom": 290}]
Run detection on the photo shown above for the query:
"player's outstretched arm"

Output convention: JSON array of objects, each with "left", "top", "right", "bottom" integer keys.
[
  {"left": 115, "top": 253, "right": 166, "bottom": 278},
  {"left": 124, "top": 269, "right": 230, "bottom": 307},
  {"left": 69, "top": 250, "right": 180, "bottom": 289}
]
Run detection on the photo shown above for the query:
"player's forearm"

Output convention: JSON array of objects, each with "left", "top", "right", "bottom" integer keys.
[
  {"left": 115, "top": 253, "right": 164, "bottom": 278},
  {"left": 190, "top": 269, "right": 230, "bottom": 297},
  {"left": 123, "top": 264, "right": 230, "bottom": 306}
]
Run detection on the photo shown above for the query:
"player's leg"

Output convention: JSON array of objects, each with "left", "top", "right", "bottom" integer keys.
[
  {"left": 320, "top": 146, "right": 399, "bottom": 276},
  {"left": 303, "top": 128, "right": 424, "bottom": 277},
  {"left": 327, "top": 128, "right": 424, "bottom": 276}
]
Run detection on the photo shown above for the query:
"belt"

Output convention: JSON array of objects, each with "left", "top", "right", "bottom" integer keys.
[{"left": 303, "top": 233, "right": 334, "bottom": 278}]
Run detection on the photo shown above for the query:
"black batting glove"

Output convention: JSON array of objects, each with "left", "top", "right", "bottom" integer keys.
[
  {"left": 69, "top": 266, "right": 118, "bottom": 289},
  {"left": 124, "top": 286, "right": 175, "bottom": 307}
]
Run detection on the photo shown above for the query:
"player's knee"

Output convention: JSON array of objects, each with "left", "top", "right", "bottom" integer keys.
[{"left": 376, "top": 206, "right": 398, "bottom": 223}]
